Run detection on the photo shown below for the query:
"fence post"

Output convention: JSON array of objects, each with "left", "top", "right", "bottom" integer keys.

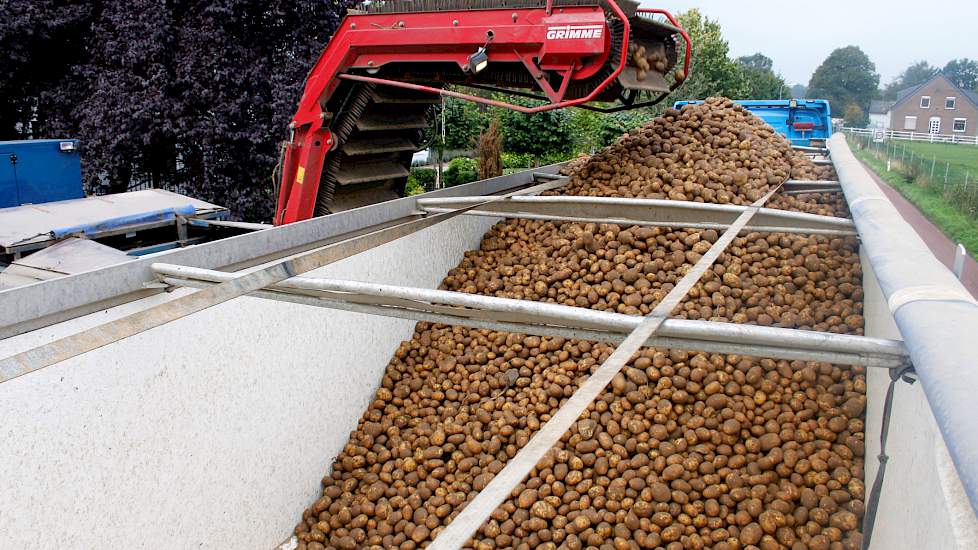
[
  {"left": 963, "top": 170, "right": 974, "bottom": 206},
  {"left": 954, "top": 244, "right": 968, "bottom": 280},
  {"left": 931, "top": 155, "right": 937, "bottom": 178},
  {"left": 945, "top": 162, "right": 950, "bottom": 184}
]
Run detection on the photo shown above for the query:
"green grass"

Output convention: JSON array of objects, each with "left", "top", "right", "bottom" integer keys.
[
  {"left": 855, "top": 148, "right": 978, "bottom": 258},
  {"left": 897, "top": 141, "right": 978, "bottom": 173}
]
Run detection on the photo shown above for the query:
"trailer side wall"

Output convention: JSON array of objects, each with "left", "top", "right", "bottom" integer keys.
[{"left": 0, "top": 215, "right": 500, "bottom": 549}]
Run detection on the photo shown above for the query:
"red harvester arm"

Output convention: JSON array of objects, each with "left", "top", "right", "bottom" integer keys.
[{"left": 275, "top": 1, "right": 690, "bottom": 225}]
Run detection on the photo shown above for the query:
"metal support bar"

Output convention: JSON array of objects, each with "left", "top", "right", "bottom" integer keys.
[
  {"left": 154, "top": 264, "right": 908, "bottom": 369},
  {"left": 793, "top": 145, "right": 830, "bottom": 155},
  {"left": 532, "top": 173, "right": 566, "bottom": 181},
  {"left": 783, "top": 188, "right": 842, "bottom": 196},
  {"left": 417, "top": 195, "right": 856, "bottom": 236},
  {"left": 186, "top": 218, "right": 272, "bottom": 231},
  {"left": 783, "top": 180, "right": 842, "bottom": 195}
]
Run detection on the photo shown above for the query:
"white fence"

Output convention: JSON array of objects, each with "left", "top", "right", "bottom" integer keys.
[{"left": 843, "top": 127, "right": 978, "bottom": 146}]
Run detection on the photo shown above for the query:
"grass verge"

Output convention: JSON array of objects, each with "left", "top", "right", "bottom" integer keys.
[
  {"left": 899, "top": 141, "right": 978, "bottom": 173},
  {"left": 855, "top": 148, "right": 978, "bottom": 259}
]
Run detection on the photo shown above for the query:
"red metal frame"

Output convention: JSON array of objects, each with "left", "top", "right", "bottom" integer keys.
[
  {"left": 275, "top": 2, "right": 687, "bottom": 225},
  {"left": 637, "top": 8, "right": 692, "bottom": 82}
]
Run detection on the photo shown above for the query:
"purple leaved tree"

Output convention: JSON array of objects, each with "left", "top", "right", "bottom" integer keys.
[
  {"left": 170, "top": 0, "right": 352, "bottom": 220},
  {"left": 1, "top": 0, "right": 352, "bottom": 220},
  {"left": 0, "top": 0, "right": 95, "bottom": 140}
]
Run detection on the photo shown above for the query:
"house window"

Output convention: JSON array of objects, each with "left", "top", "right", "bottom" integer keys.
[
  {"left": 946, "top": 97, "right": 957, "bottom": 109},
  {"left": 905, "top": 116, "right": 917, "bottom": 130},
  {"left": 954, "top": 118, "right": 967, "bottom": 133},
  {"left": 929, "top": 116, "right": 941, "bottom": 134},
  {"left": 920, "top": 96, "right": 931, "bottom": 108}
]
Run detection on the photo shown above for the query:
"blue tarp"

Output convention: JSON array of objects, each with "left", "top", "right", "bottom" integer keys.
[{"left": 50, "top": 204, "right": 197, "bottom": 238}]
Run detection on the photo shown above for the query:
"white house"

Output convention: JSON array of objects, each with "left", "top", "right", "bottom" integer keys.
[{"left": 868, "top": 100, "right": 894, "bottom": 130}]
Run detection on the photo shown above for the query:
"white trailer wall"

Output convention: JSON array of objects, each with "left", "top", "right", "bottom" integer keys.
[{"left": 0, "top": 215, "right": 499, "bottom": 550}]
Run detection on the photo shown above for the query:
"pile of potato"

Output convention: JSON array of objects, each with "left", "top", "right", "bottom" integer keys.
[
  {"left": 557, "top": 98, "right": 843, "bottom": 219},
  {"left": 291, "top": 98, "right": 866, "bottom": 550}
]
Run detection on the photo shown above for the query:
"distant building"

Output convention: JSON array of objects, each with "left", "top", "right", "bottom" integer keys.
[
  {"left": 869, "top": 100, "right": 894, "bottom": 130},
  {"left": 889, "top": 74, "right": 978, "bottom": 137}
]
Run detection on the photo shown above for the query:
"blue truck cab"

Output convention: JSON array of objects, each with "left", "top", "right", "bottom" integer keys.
[
  {"left": 0, "top": 139, "right": 84, "bottom": 208},
  {"left": 673, "top": 99, "right": 832, "bottom": 147}
]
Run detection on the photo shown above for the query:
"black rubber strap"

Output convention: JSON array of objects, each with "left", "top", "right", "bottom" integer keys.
[{"left": 861, "top": 365, "right": 916, "bottom": 550}]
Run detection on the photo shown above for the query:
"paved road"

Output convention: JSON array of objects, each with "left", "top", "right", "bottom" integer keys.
[{"left": 859, "top": 160, "right": 978, "bottom": 298}]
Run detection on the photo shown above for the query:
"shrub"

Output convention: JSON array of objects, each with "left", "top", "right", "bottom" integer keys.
[
  {"left": 406, "top": 167, "right": 436, "bottom": 195},
  {"left": 410, "top": 167, "right": 436, "bottom": 189},
  {"left": 405, "top": 176, "right": 425, "bottom": 196},
  {"left": 502, "top": 152, "right": 534, "bottom": 170},
  {"left": 444, "top": 157, "right": 478, "bottom": 187},
  {"left": 536, "top": 151, "right": 578, "bottom": 166},
  {"left": 477, "top": 118, "right": 503, "bottom": 180}
]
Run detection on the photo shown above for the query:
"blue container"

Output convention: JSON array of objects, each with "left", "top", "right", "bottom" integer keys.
[
  {"left": 0, "top": 139, "right": 84, "bottom": 208},
  {"left": 673, "top": 99, "right": 833, "bottom": 147}
]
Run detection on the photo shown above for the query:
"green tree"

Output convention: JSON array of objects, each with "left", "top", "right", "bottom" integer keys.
[
  {"left": 673, "top": 9, "right": 749, "bottom": 100},
  {"left": 738, "top": 53, "right": 773, "bottom": 72},
  {"left": 568, "top": 109, "right": 605, "bottom": 154},
  {"left": 443, "top": 157, "right": 478, "bottom": 187},
  {"left": 807, "top": 46, "right": 879, "bottom": 117},
  {"left": 944, "top": 58, "right": 978, "bottom": 90},
  {"left": 737, "top": 53, "right": 789, "bottom": 99},
  {"left": 569, "top": 109, "right": 655, "bottom": 154},
  {"left": 442, "top": 97, "right": 489, "bottom": 150},
  {"left": 496, "top": 98, "right": 573, "bottom": 157},
  {"left": 791, "top": 84, "right": 807, "bottom": 98},
  {"left": 843, "top": 104, "right": 867, "bottom": 128},
  {"left": 883, "top": 60, "right": 939, "bottom": 99}
]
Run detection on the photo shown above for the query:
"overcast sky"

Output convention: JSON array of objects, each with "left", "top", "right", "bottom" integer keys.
[{"left": 642, "top": 0, "right": 978, "bottom": 87}]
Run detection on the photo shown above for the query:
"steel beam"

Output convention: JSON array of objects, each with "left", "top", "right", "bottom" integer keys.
[
  {"left": 153, "top": 264, "right": 909, "bottom": 369},
  {"left": 417, "top": 195, "right": 856, "bottom": 235},
  {"left": 783, "top": 179, "right": 842, "bottom": 195},
  {"left": 792, "top": 145, "right": 830, "bottom": 155}
]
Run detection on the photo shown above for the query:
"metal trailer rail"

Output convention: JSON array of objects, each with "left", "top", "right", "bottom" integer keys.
[
  {"left": 153, "top": 263, "right": 907, "bottom": 369},
  {"left": 829, "top": 134, "right": 978, "bottom": 516},
  {"left": 1, "top": 138, "right": 977, "bottom": 549}
]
